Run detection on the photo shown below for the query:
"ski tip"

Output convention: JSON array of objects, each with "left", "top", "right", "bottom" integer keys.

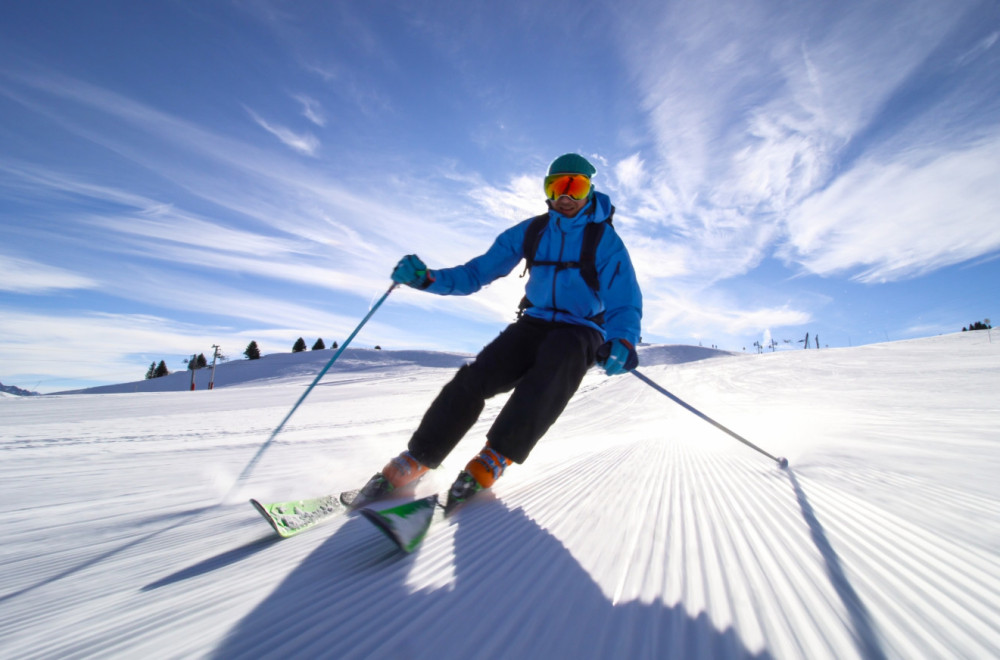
[
  {"left": 360, "top": 494, "right": 439, "bottom": 553},
  {"left": 250, "top": 499, "right": 289, "bottom": 538}
]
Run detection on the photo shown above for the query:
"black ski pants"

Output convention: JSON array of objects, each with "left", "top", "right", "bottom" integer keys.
[{"left": 408, "top": 316, "right": 603, "bottom": 467}]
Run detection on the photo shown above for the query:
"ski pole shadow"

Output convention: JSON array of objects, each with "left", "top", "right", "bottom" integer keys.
[
  {"left": 141, "top": 535, "right": 281, "bottom": 591},
  {"left": 785, "top": 469, "right": 887, "bottom": 660},
  {"left": 0, "top": 505, "right": 216, "bottom": 606},
  {"left": 213, "top": 499, "right": 769, "bottom": 659}
]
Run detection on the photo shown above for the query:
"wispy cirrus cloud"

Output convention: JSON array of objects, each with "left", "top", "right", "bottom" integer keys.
[
  {"left": 245, "top": 107, "right": 320, "bottom": 155},
  {"left": 782, "top": 135, "right": 1000, "bottom": 283},
  {"left": 640, "top": 288, "right": 811, "bottom": 344},
  {"left": 0, "top": 254, "right": 97, "bottom": 293},
  {"left": 613, "top": 0, "right": 999, "bottom": 291},
  {"left": 294, "top": 94, "right": 326, "bottom": 126},
  {"left": 3, "top": 0, "right": 998, "bottom": 393},
  {"left": 0, "top": 74, "right": 451, "bottom": 268}
]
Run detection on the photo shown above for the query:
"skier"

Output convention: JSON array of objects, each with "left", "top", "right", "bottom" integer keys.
[{"left": 352, "top": 153, "right": 643, "bottom": 512}]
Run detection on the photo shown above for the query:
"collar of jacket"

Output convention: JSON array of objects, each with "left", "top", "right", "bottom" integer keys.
[{"left": 547, "top": 190, "right": 612, "bottom": 229}]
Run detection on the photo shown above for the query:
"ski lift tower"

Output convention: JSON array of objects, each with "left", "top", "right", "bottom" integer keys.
[{"left": 209, "top": 345, "right": 221, "bottom": 389}]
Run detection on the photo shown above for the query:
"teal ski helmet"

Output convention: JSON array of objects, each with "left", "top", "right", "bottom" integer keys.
[{"left": 547, "top": 153, "right": 597, "bottom": 178}]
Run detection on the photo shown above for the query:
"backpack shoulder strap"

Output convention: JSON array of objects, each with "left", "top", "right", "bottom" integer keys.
[
  {"left": 516, "top": 213, "right": 550, "bottom": 317},
  {"left": 522, "top": 213, "right": 550, "bottom": 270},
  {"left": 519, "top": 212, "right": 550, "bottom": 282},
  {"left": 579, "top": 205, "right": 614, "bottom": 291}
]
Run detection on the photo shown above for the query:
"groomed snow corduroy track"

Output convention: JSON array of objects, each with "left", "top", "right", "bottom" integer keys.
[{"left": 1, "top": 335, "right": 998, "bottom": 659}]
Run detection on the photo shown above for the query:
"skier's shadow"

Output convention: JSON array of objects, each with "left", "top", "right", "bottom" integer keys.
[{"left": 213, "top": 499, "right": 768, "bottom": 659}]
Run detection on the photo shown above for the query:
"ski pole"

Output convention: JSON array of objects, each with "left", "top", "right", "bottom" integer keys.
[
  {"left": 631, "top": 369, "right": 788, "bottom": 468},
  {"left": 228, "top": 283, "right": 399, "bottom": 494}
]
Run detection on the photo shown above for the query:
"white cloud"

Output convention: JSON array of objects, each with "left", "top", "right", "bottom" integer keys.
[
  {"left": 0, "top": 254, "right": 97, "bottom": 293},
  {"left": 294, "top": 94, "right": 326, "bottom": 126},
  {"left": 782, "top": 136, "right": 1000, "bottom": 282},
  {"left": 0, "top": 310, "right": 228, "bottom": 387},
  {"left": 469, "top": 174, "right": 544, "bottom": 223},
  {"left": 640, "top": 287, "right": 811, "bottom": 344},
  {"left": 614, "top": 153, "right": 647, "bottom": 196},
  {"left": 88, "top": 210, "right": 309, "bottom": 258},
  {"left": 624, "top": 235, "right": 690, "bottom": 282},
  {"left": 613, "top": 0, "right": 983, "bottom": 277},
  {"left": 245, "top": 107, "right": 320, "bottom": 156}
]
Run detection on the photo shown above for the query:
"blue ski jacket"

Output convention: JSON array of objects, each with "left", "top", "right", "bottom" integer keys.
[{"left": 425, "top": 191, "right": 643, "bottom": 347}]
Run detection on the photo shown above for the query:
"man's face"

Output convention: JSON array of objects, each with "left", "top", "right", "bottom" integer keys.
[{"left": 552, "top": 195, "right": 588, "bottom": 217}]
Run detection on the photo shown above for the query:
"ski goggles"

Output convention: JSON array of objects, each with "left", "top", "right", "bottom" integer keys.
[{"left": 544, "top": 174, "right": 592, "bottom": 201}]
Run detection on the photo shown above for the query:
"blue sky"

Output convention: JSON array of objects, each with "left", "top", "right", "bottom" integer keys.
[{"left": 2, "top": 1, "right": 998, "bottom": 393}]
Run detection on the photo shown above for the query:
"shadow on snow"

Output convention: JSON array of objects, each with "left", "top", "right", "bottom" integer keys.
[
  {"left": 212, "top": 500, "right": 770, "bottom": 659},
  {"left": 786, "top": 470, "right": 887, "bottom": 660}
]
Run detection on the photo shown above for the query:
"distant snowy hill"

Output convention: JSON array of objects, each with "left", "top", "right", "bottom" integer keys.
[
  {"left": 53, "top": 344, "right": 734, "bottom": 395},
  {"left": 0, "top": 382, "right": 39, "bottom": 397},
  {"left": 53, "top": 348, "right": 476, "bottom": 395}
]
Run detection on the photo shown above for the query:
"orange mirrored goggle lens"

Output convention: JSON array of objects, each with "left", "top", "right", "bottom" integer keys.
[{"left": 544, "top": 174, "right": 591, "bottom": 201}]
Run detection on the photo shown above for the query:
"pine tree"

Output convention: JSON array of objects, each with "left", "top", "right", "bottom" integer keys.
[
  {"left": 292, "top": 337, "right": 308, "bottom": 353},
  {"left": 197, "top": 353, "right": 208, "bottom": 368},
  {"left": 244, "top": 341, "right": 261, "bottom": 360},
  {"left": 312, "top": 338, "right": 326, "bottom": 350},
  {"left": 154, "top": 360, "right": 169, "bottom": 378},
  {"left": 331, "top": 341, "right": 339, "bottom": 349},
  {"left": 145, "top": 362, "right": 156, "bottom": 380}
]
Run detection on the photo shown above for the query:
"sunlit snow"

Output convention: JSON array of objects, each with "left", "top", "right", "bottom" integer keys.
[{"left": 1, "top": 334, "right": 998, "bottom": 658}]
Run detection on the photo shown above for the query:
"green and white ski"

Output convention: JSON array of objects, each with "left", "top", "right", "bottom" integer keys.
[
  {"left": 358, "top": 484, "right": 491, "bottom": 553},
  {"left": 359, "top": 495, "right": 440, "bottom": 553},
  {"left": 250, "top": 494, "right": 346, "bottom": 538},
  {"left": 250, "top": 486, "right": 406, "bottom": 539},
  {"left": 253, "top": 484, "right": 479, "bottom": 545}
]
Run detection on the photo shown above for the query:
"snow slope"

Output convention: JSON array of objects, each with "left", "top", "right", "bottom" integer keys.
[{"left": 1, "top": 334, "right": 998, "bottom": 658}]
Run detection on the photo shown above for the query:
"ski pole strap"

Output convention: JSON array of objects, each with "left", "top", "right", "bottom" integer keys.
[{"left": 631, "top": 369, "right": 788, "bottom": 468}]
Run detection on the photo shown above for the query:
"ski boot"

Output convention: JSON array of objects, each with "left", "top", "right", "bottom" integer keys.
[
  {"left": 444, "top": 470, "right": 481, "bottom": 515},
  {"left": 444, "top": 446, "right": 511, "bottom": 515},
  {"left": 342, "top": 451, "right": 429, "bottom": 509}
]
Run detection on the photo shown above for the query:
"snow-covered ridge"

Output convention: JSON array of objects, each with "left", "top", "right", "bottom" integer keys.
[
  {"left": 52, "top": 347, "right": 476, "bottom": 395},
  {"left": 0, "top": 382, "right": 39, "bottom": 397},
  {"left": 53, "top": 344, "right": 734, "bottom": 395}
]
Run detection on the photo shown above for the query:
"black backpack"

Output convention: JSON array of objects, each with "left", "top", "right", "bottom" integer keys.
[{"left": 518, "top": 206, "right": 615, "bottom": 318}]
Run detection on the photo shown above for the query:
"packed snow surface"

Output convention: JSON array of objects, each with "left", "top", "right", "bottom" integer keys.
[{"left": 1, "top": 334, "right": 998, "bottom": 658}]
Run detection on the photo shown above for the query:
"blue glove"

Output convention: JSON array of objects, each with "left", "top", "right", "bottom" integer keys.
[
  {"left": 391, "top": 254, "right": 434, "bottom": 289},
  {"left": 596, "top": 338, "right": 638, "bottom": 376}
]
